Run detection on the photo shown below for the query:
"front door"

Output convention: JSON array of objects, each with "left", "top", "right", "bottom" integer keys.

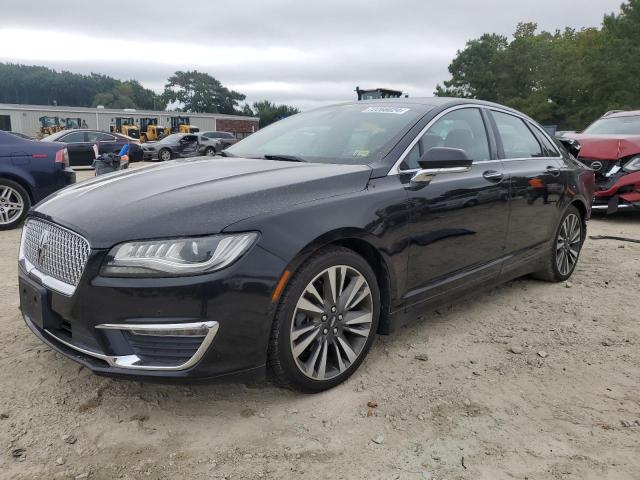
[
  {"left": 401, "top": 106, "right": 510, "bottom": 306},
  {"left": 178, "top": 135, "right": 200, "bottom": 157},
  {"left": 488, "top": 110, "right": 566, "bottom": 264}
]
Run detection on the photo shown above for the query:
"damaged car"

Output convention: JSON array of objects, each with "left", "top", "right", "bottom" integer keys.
[{"left": 565, "top": 110, "right": 640, "bottom": 213}]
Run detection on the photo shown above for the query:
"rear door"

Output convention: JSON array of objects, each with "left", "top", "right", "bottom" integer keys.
[
  {"left": 401, "top": 106, "right": 510, "bottom": 305},
  {"left": 60, "top": 131, "right": 92, "bottom": 167},
  {"left": 488, "top": 109, "right": 566, "bottom": 267}
]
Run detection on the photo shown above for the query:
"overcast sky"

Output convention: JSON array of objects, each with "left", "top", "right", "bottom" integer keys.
[{"left": 0, "top": 0, "right": 624, "bottom": 110}]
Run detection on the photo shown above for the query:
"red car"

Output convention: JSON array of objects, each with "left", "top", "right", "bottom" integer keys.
[{"left": 565, "top": 110, "right": 640, "bottom": 213}]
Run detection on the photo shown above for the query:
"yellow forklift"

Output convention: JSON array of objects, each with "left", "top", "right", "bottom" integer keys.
[
  {"left": 63, "top": 117, "right": 83, "bottom": 129},
  {"left": 170, "top": 116, "right": 199, "bottom": 134},
  {"left": 139, "top": 118, "right": 166, "bottom": 142},
  {"left": 39, "top": 116, "right": 63, "bottom": 136},
  {"left": 110, "top": 117, "right": 140, "bottom": 139}
]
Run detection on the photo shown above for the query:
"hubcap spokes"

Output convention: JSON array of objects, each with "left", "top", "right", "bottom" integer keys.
[
  {"left": 0, "top": 186, "right": 24, "bottom": 225},
  {"left": 290, "top": 265, "right": 373, "bottom": 380},
  {"left": 556, "top": 213, "right": 581, "bottom": 276}
]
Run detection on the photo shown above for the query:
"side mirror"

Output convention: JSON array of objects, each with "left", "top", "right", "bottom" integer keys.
[
  {"left": 411, "top": 147, "right": 472, "bottom": 183},
  {"left": 556, "top": 137, "right": 581, "bottom": 158},
  {"left": 417, "top": 147, "right": 472, "bottom": 169}
]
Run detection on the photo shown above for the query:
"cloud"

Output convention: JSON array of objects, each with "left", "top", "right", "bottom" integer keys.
[{"left": 0, "top": 0, "right": 623, "bottom": 110}]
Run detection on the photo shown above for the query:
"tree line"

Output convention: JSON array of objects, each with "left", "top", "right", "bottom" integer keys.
[
  {"left": 435, "top": 0, "right": 640, "bottom": 130},
  {"left": 0, "top": 64, "right": 298, "bottom": 127}
]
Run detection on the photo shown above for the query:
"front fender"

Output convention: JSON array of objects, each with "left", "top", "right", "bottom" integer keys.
[{"left": 223, "top": 176, "right": 411, "bottom": 308}]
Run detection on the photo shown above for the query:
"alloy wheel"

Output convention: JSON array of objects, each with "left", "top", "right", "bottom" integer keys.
[
  {"left": 0, "top": 186, "right": 25, "bottom": 226},
  {"left": 556, "top": 213, "right": 581, "bottom": 276},
  {"left": 290, "top": 265, "right": 373, "bottom": 380},
  {"left": 160, "top": 150, "right": 171, "bottom": 161}
]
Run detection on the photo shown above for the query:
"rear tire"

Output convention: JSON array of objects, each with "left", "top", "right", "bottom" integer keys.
[
  {"left": 533, "top": 205, "right": 584, "bottom": 282},
  {"left": 268, "top": 246, "right": 380, "bottom": 393},
  {"left": 159, "top": 148, "right": 172, "bottom": 162},
  {"left": 0, "top": 179, "right": 30, "bottom": 230}
]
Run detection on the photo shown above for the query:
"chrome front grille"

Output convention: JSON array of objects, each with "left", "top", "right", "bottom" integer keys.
[{"left": 21, "top": 219, "right": 90, "bottom": 288}]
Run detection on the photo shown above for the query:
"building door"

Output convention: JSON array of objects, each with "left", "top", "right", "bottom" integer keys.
[{"left": 0, "top": 115, "right": 11, "bottom": 131}]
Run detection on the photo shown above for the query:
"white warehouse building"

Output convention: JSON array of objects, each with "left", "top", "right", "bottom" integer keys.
[{"left": 0, "top": 103, "right": 260, "bottom": 138}]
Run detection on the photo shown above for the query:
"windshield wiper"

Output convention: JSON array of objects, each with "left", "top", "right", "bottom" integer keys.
[{"left": 263, "top": 154, "right": 306, "bottom": 162}]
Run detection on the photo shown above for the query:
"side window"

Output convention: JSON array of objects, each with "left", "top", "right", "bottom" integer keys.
[
  {"left": 530, "top": 123, "right": 561, "bottom": 157},
  {"left": 401, "top": 108, "right": 490, "bottom": 170},
  {"left": 60, "top": 131, "right": 86, "bottom": 143},
  {"left": 492, "top": 111, "right": 544, "bottom": 159},
  {"left": 86, "top": 132, "right": 115, "bottom": 142}
]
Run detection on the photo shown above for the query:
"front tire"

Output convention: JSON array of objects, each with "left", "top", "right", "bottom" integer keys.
[
  {"left": 533, "top": 205, "right": 584, "bottom": 282},
  {"left": 204, "top": 146, "right": 216, "bottom": 156},
  {"left": 0, "top": 179, "right": 30, "bottom": 230},
  {"left": 158, "top": 148, "right": 172, "bottom": 162},
  {"left": 268, "top": 247, "right": 380, "bottom": 392}
]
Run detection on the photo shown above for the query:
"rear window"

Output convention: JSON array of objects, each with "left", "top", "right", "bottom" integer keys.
[{"left": 583, "top": 115, "right": 640, "bottom": 135}]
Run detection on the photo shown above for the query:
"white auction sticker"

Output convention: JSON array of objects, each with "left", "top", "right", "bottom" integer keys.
[{"left": 361, "top": 107, "right": 410, "bottom": 114}]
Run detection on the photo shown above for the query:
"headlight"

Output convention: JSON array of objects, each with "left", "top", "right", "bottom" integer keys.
[
  {"left": 101, "top": 233, "right": 258, "bottom": 277},
  {"left": 623, "top": 156, "right": 640, "bottom": 172}
]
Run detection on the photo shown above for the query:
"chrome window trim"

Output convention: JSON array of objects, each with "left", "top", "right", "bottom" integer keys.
[
  {"left": 37, "top": 320, "right": 220, "bottom": 371},
  {"left": 389, "top": 104, "right": 492, "bottom": 175}
]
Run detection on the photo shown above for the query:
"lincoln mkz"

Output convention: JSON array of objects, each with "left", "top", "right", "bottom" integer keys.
[{"left": 18, "top": 98, "right": 595, "bottom": 392}]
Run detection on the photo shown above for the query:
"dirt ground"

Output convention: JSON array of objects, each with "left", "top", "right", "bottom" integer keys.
[{"left": 1, "top": 165, "right": 639, "bottom": 480}]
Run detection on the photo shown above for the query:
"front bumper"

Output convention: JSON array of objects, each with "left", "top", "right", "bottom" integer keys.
[
  {"left": 18, "top": 242, "right": 287, "bottom": 381},
  {"left": 142, "top": 150, "right": 157, "bottom": 161},
  {"left": 592, "top": 170, "right": 640, "bottom": 213}
]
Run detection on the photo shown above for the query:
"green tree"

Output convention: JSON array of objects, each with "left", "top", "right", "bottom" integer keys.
[
  {"left": 251, "top": 100, "right": 300, "bottom": 127},
  {"left": 162, "top": 70, "right": 245, "bottom": 114},
  {"left": 435, "top": 1, "right": 640, "bottom": 130}
]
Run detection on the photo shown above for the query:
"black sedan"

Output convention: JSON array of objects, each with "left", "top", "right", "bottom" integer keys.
[
  {"left": 42, "top": 129, "right": 143, "bottom": 168},
  {"left": 142, "top": 133, "right": 222, "bottom": 161},
  {"left": 18, "top": 98, "right": 594, "bottom": 392},
  {"left": 0, "top": 130, "right": 75, "bottom": 229}
]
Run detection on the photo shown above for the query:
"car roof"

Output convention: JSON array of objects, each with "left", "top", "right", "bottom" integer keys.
[
  {"left": 326, "top": 97, "right": 529, "bottom": 118},
  {"left": 604, "top": 110, "right": 640, "bottom": 118}
]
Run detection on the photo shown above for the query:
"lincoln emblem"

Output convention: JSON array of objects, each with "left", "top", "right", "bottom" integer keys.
[{"left": 37, "top": 230, "right": 50, "bottom": 265}]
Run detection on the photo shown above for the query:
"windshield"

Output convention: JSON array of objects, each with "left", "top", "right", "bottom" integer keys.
[
  {"left": 227, "top": 103, "right": 425, "bottom": 164},
  {"left": 159, "top": 134, "right": 183, "bottom": 143},
  {"left": 583, "top": 115, "right": 640, "bottom": 135}
]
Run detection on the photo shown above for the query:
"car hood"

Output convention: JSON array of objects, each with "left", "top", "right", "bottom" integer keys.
[
  {"left": 31, "top": 157, "right": 372, "bottom": 248},
  {"left": 567, "top": 133, "right": 640, "bottom": 161}
]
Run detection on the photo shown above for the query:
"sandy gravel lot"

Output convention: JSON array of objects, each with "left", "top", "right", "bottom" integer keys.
[{"left": 1, "top": 165, "right": 639, "bottom": 480}]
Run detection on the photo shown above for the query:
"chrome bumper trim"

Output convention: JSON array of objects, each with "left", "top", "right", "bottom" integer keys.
[
  {"left": 43, "top": 320, "right": 219, "bottom": 371},
  {"left": 18, "top": 257, "right": 76, "bottom": 296},
  {"left": 591, "top": 204, "right": 633, "bottom": 210}
]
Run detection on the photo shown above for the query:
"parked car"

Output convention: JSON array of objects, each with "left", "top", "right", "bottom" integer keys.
[
  {"left": 563, "top": 110, "right": 640, "bottom": 213},
  {"left": 41, "top": 129, "right": 143, "bottom": 168},
  {"left": 0, "top": 130, "right": 74, "bottom": 229},
  {"left": 8, "top": 131, "right": 35, "bottom": 140},
  {"left": 18, "top": 98, "right": 594, "bottom": 392},
  {"left": 200, "top": 131, "right": 238, "bottom": 149},
  {"left": 142, "top": 133, "right": 222, "bottom": 161}
]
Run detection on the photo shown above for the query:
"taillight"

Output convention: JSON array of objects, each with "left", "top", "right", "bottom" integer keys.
[{"left": 55, "top": 148, "right": 70, "bottom": 167}]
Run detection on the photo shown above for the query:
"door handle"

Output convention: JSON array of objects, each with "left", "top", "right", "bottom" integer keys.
[
  {"left": 546, "top": 165, "right": 561, "bottom": 176},
  {"left": 482, "top": 170, "right": 504, "bottom": 182}
]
